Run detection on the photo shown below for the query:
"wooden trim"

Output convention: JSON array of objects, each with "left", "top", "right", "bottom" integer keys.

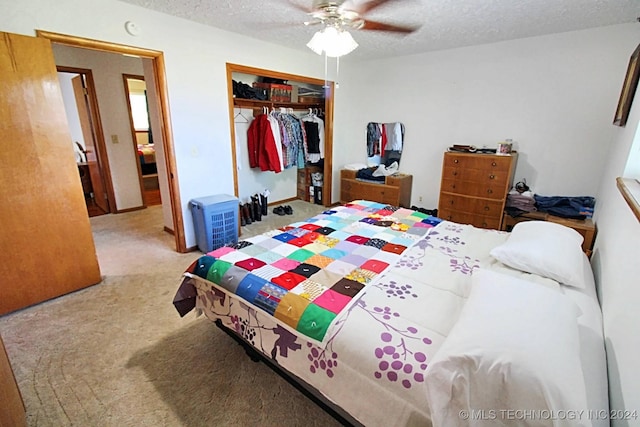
[
  {"left": 163, "top": 226, "right": 175, "bottom": 235},
  {"left": 153, "top": 53, "right": 186, "bottom": 252},
  {"left": 617, "top": 177, "right": 640, "bottom": 222},
  {"left": 233, "top": 98, "right": 324, "bottom": 110},
  {"left": 226, "top": 63, "right": 334, "bottom": 207},
  {"left": 323, "top": 82, "right": 334, "bottom": 207},
  {"left": 226, "top": 65, "right": 240, "bottom": 199},
  {"left": 36, "top": 30, "right": 161, "bottom": 57},
  {"left": 36, "top": 30, "right": 187, "bottom": 253},
  {"left": 0, "top": 335, "right": 26, "bottom": 427}
]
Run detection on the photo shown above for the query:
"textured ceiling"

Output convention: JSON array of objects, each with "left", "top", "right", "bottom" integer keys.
[{"left": 119, "top": 0, "right": 640, "bottom": 60}]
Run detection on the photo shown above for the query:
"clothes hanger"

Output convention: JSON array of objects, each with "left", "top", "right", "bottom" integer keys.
[{"left": 234, "top": 108, "right": 249, "bottom": 123}]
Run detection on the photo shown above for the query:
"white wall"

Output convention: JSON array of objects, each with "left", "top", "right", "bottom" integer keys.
[
  {"left": 592, "top": 39, "right": 640, "bottom": 424},
  {"left": 57, "top": 72, "right": 86, "bottom": 156},
  {"left": 335, "top": 24, "right": 638, "bottom": 209},
  {"left": 53, "top": 44, "right": 145, "bottom": 210}
]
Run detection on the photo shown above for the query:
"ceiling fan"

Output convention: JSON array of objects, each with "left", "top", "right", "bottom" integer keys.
[
  {"left": 296, "top": 0, "right": 419, "bottom": 34},
  {"left": 292, "top": 1, "right": 418, "bottom": 57}
]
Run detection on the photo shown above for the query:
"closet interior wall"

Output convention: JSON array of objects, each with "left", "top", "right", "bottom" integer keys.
[{"left": 227, "top": 65, "right": 333, "bottom": 209}]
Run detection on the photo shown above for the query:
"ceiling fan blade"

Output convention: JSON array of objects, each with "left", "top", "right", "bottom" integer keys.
[
  {"left": 354, "top": 0, "right": 397, "bottom": 15},
  {"left": 360, "top": 19, "right": 418, "bottom": 34},
  {"left": 287, "top": 0, "right": 314, "bottom": 13}
]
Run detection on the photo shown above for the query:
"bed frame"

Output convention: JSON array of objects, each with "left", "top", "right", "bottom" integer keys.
[{"left": 214, "top": 319, "right": 363, "bottom": 427}]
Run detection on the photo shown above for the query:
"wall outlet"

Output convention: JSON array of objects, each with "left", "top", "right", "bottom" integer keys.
[
  {"left": 111, "top": 134, "right": 119, "bottom": 144},
  {"left": 419, "top": 196, "right": 423, "bottom": 202}
]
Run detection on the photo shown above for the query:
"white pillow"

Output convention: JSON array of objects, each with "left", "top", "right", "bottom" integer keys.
[
  {"left": 425, "top": 269, "right": 589, "bottom": 427},
  {"left": 490, "top": 220, "right": 586, "bottom": 288}
]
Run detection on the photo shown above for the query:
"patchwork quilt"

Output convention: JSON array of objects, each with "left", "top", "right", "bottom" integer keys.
[
  {"left": 174, "top": 200, "right": 441, "bottom": 344},
  {"left": 174, "top": 212, "right": 514, "bottom": 427}
]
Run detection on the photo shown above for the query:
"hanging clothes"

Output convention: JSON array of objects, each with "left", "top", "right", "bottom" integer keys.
[
  {"left": 385, "top": 122, "right": 404, "bottom": 152},
  {"left": 247, "top": 113, "right": 281, "bottom": 173},
  {"left": 366, "top": 122, "right": 382, "bottom": 157},
  {"left": 301, "top": 112, "right": 324, "bottom": 164},
  {"left": 267, "top": 112, "right": 284, "bottom": 172}
]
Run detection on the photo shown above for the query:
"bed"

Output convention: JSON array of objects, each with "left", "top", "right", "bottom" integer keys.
[
  {"left": 137, "top": 143, "right": 157, "bottom": 175},
  {"left": 173, "top": 200, "right": 608, "bottom": 427}
]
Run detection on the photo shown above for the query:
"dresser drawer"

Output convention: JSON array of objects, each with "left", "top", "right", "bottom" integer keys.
[
  {"left": 340, "top": 179, "right": 355, "bottom": 203},
  {"left": 439, "top": 194, "right": 504, "bottom": 216},
  {"left": 443, "top": 153, "right": 512, "bottom": 171},
  {"left": 441, "top": 178, "right": 507, "bottom": 200},
  {"left": 438, "top": 208, "right": 502, "bottom": 229},
  {"left": 362, "top": 184, "right": 399, "bottom": 204},
  {"left": 442, "top": 166, "right": 509, "bottom": 187}
]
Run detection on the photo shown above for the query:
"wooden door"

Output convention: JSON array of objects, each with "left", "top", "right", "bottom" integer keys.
[
  {"left": 0, "top": 335, "right": 26, "bottom": 427},
  {"left": 0, "top": 31, "right": 102, "bottom": 315},
  {"left": 71, "top": 74, "right": 109, "bottom": 214}
]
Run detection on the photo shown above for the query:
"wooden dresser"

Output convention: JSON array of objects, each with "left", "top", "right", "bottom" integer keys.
[
  {"left": 340, "top": 169, "right": 412, "bottom": 207},
  {"left": 437, "top": 151, "right": 518, "bottom": 229}
]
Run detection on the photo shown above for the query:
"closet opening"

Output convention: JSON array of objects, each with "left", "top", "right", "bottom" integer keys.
[{"left": 225, "top": 63, "right": 334, "bottom": 210}]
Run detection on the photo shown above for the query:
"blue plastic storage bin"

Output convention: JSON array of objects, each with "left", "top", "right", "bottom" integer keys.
[{"left": 189, "top": 194, "right": 239, "bottom": 253}]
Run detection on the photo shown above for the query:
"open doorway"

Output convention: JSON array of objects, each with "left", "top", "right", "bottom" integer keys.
[
  {"left": 123, "top": 74, "right": 162, "bottom": 207},
  {"left": 37, "top": 30, "right": 187, "bottom": 253},
  {"left": 57, "top": 67, "right": 111, "bottom": 217}
]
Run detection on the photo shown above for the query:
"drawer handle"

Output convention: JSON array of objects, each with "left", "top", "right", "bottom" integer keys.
[
  {"left": 452, "top": 171, "right": 458, "bottom": 176},
  {"left": 449, "top": 200, "right": 454, "bottom": 205},
  {"left": 489, "top": 174, "right": 495, "bottom": 179},
  {"left": 487, "top": 189, "right": 493, "bottom": 194},
  {"left": 454, "top": 159, "right": 459, "bottom": 164},
  {"left": 482, "top": 222, "right": 488, "bottom": 227},
  {"left": 492, "top": 161, "right": 497, "bottom": 166},
  {"left": 484, "top": 206, "right": 490, "bottom": 211},
  {"left": 447, "top": 215, "right": 453, "bottom": 220}
]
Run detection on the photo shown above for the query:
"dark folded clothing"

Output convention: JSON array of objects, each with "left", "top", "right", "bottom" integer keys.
[
  {"left": 534, "top": 195, "right": 595, "bottom": 220},
  {"left": 356, "top": 167, "right": 385, "bottom": 182}
]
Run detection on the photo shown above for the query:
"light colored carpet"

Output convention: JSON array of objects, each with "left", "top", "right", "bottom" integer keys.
[{"left": 0, "top": 200, "right": 342, "bottom": 427}]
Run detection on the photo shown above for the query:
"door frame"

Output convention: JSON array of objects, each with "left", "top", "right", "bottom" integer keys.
[
  {"left": 58, "top": 66, "right": 114, "bottom": 214},
  {"left": 36, "top": 30, "right": 187, "bottom": 253}
]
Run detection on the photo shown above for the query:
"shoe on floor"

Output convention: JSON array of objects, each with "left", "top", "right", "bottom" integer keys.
[
  {"left": 283, "top": 205, "right": 293, "bottom": 215},
  {"left": 273, "top": 206, "right": 286, "bottom": 216}
]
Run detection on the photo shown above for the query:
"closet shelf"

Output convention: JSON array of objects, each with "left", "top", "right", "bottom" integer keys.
[{"left": 233, "top": 98, "right": 324, "bottom": 110}]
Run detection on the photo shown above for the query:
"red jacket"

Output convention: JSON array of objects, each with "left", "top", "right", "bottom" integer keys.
[{"left": 247, "top": 114, "right": 281, "bottom": 173}]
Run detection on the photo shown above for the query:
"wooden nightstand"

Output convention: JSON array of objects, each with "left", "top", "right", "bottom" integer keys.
[{"left": 501, "top": 211, "right": 597, "bottom": 257}]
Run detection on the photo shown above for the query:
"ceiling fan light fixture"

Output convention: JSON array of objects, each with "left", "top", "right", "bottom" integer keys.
[{"left": 307, "top": 25, "right": 358, "bottom": 58}]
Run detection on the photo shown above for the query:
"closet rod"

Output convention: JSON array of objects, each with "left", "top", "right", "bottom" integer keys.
[{"left": 246, "top": 106, "right": 323, "bottom": 112}]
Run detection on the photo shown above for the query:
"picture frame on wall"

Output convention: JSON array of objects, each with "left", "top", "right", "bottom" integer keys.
[{"left": 613, "top": 43, "right": 640, "bottom": 127}]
